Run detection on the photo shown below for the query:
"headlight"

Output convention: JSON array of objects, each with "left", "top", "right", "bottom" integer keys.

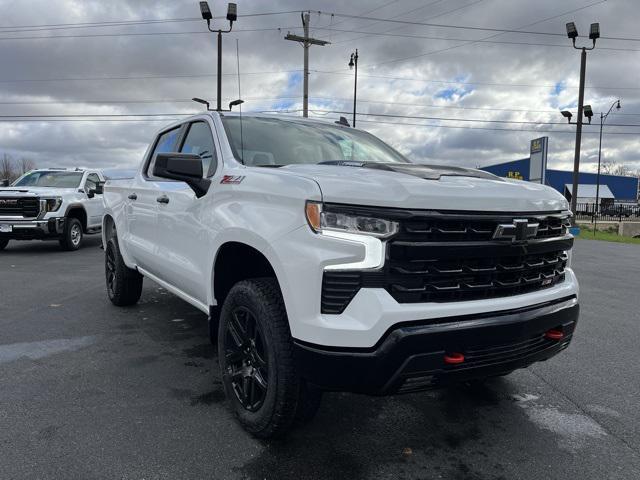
[
  {"left": 42, "top": 197, "right": 62, "bottom": 212},
  {"left": 306, "top": 202, "right": 398, "bottom": 238}
]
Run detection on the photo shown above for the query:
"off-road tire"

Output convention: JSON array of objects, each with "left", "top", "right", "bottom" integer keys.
[
  {"left": 218, "top": 278, "right": 311, "bottom": 438},
  {"left": 105, "top": 237, "right": 143, "bottom": 306},
  {"left": 59, "top": 217, "right": 83, "bottom": 251},
  {"left": 0, "top": 238, "right": 8, "bottom": 251}
]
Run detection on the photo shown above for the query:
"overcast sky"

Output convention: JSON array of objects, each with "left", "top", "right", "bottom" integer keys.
[{"left": 1, "top": 0, "right": 639, "bottom": 174}]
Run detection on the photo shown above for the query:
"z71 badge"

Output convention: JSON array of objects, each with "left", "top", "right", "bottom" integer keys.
[{"left": 220, "top": 175, "right": 245, "bottom": 184}]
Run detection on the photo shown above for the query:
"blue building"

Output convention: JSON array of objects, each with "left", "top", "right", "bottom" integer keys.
[{"left": 481, "top": 158, "right": 639, "bottom": 204}]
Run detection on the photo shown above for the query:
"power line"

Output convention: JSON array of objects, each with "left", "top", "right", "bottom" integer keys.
[
  {"left": 348, "top": 117, "right": 640, "bottom": 135},
  {"left": 0, "top": 70, "right": 302, "bottom": 83},
  {"left": 3, "top": 95, "right": 639, "bottom": 118},
  {"left": 0, "top": 26, "right": 296, "bottom": 41},
  {"left": 2, "top": 111, "right": 639, "bottom": 129},
  {"left": 312, "top": 27, "right": 640, "bottom": 53},
  {"left": 313, "top": 10, "right": 640, "bottom": 43},
  {"left": 0, "top": 10, "right": 301, "bottom": 32},
  {"left": 313, "top": 70, "right": 640, "bottom": 91},
  {"left": 1, "top": 68, "right": 638, "bottom": 91},
  {"left": 333, "top": 0, "right": 488, "bottom": 46},
  {"left": 307, "top": 110, "right": 640, "bottom": 127}
]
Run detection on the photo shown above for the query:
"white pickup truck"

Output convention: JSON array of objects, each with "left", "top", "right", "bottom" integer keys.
[
  {"left": 0, "top": 168, "right": 105, "bottom": 251},
  {"left": 103, "top": 112, "right": 579, "bottom": 438}
]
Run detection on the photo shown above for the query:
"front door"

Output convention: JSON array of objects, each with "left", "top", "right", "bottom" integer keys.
[
  {"left": 154, "top": 120, "right": 219, "bottom": 304},
  {"left": 83, "top": 172, "right": 103, "bottom": 228}
]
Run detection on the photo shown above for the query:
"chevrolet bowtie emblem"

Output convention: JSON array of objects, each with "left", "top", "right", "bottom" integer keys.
[{"left": 493, "top": 219, "right": 539, "bottom": 243}]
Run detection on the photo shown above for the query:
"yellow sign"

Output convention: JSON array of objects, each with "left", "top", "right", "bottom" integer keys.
[{"left": 507, "top": 171, "right": 524, "bottom": 180}]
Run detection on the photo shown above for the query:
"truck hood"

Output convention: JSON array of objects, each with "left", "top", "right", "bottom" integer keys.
[
  {"left": 0, "top": 186, "right": 77, "bottom": 197},
  {"left": 280, "top": 163, "right": 569, "bottom": 212}
]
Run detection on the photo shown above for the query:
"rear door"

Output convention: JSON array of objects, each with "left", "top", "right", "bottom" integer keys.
[
  {"left": 126, "top": 125, "right": 184, "bottom": 273},
  {"left": 154, "top": 120, "right": 219, "bottom": 303}
]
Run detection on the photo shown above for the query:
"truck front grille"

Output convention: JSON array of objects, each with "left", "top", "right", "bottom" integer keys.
[
  {"left": 0, "top": 197, "right": 40, "bottom": 218},
  {"left": 321, "top": 207, "right": 572, "bottom": 314}
]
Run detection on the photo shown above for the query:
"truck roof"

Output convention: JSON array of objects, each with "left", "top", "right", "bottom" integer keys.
[{"left": 29, "top": 167, "right": 100, "bottom": 173}]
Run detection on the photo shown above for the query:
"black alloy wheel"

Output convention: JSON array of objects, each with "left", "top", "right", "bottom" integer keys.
[
  {"left": 105, "top": 242, "right": 117, "bottom": 296},
  {"left": 224, "top": 306, "right": 269, "bottom": 412}
]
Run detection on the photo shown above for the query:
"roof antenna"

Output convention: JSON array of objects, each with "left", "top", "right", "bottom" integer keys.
[{"left": 235, "top": 38, "right": 244, "bottom": 165}]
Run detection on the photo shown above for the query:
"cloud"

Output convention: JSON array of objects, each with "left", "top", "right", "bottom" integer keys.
[{"left": 0, "top": 0, "right": 638, "bottom": 175}]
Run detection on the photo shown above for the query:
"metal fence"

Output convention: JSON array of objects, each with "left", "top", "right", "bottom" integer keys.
[{"left": 575, "top": 203, "right": 640, "bottom": 222}]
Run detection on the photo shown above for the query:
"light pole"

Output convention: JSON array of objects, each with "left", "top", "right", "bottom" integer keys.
[
  {"left": 561, "top": 104, "right": 593, "bottom": 216},
  {"left": 565, "top": 21, "right": 599, "bottom": 223},
  {"left": 199, "top": 2, "right": 237, "bottom": 112},
  {"left": 348, "top": 49, "right": 358, "bottom": 127},
  {"left": 594, "top": 99, "right": 621, "bottom": 234}
]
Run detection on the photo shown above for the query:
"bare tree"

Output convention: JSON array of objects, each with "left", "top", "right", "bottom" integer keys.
[
  {"left": 601, "top": 159, "right": 633, "bottom": 177},
  {"left": 20, "top": 157, "right": 36, "bottom": 174},
  {"left": 1, "top": 153, "right": 15, "bottom": 182}
]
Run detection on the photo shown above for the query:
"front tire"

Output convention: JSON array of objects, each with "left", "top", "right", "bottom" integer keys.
[
  {"left": 59, "top": 217, "right": 83, "bottom": 251},
  {"left": 218, "top": 278, "right": 311, "bottom": 438},
  {"left": 105, "top": 237, "right": 143, "bottom": 306},
  {"left": 0, "top": 238, "right": 8, "bottom": 251}
]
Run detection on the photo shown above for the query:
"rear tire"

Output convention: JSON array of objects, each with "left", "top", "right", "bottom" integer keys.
[
  {"left": 0, "top": 238, "right": 8, "bottom": 251},
  {"left": 218, "top": 278, "right": 310, "bottom": 438},
  {"left": 105, "top": 237, "right": 143, "bottom": 306},
  {"left": 59, "top": 217, "right": 83, "bottom": 251}
]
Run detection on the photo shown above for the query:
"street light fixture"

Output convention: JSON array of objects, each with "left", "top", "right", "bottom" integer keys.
[
  {"left": 228, "top": 99, "right": 244, "bottom": 110},
  {"left": 199, "top": 1, "right": 237, "bottom": 112},
  {"left": 594, "top": 99, "right": 622, "bottom": 234},
  {"left": 583, "top": 105, "right": 593, "bottom": 124},
  {"left": 192, "top": 97, "right": 212, "bottom": 110},
  {"left": 561, "top": 110, "right": 573, "bottom": 122},
  {"left": 565, "top": 20, "right": 600, "bottom": 223},
  {"left": 348, "top": 49, "right": 358, "bottom": 127}
]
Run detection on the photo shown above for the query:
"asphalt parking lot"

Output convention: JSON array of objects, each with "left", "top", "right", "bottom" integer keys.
[{"left": 1, "top": 237, "right": 639, "bottom": 480}]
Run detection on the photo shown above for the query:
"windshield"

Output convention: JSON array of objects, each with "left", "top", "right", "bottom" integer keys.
[
  {"left": 221, "top": 116, "right": 410, "bottom": 166},
  {"left": 13, "top": 171, "right": 84, "bottom": 188}
]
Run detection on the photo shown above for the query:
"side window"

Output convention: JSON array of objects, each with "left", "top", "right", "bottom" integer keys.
[
  {"left": 85, "top": 173, "right": 100, "bottom": 192},
  {"left": 146, "top": 127, "right": 181, "bottom": 179},
  {"left": 180, "top": 122, "right": 217, "bottom": 177}
]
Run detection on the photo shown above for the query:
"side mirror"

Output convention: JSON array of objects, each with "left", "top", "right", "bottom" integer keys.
[
  {"left": 153, "top": 152, "right": 211, "bottom": 198},
  {"left": 89, "top": 182, "right": 104, "bottom": 196},
  {"left": 0, "top": 179, "right": 9, "bottom": 187}
]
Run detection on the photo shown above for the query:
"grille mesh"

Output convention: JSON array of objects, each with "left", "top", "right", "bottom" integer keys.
[
  {"left": 321, "top": 210, "right": 572, "bottom": 314},
  {"left": 0, "top": 197, "right": 40, "bottom": 218}
]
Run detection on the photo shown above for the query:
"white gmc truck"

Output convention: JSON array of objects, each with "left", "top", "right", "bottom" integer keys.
[
  {"left": 0, "top": 168, "right": 105, "bottom": 251},
  {"left": 102, "top": 112, "right": 579, "bottom": 438}
]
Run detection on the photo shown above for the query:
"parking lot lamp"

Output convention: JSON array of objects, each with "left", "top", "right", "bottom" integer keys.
[
  {"left": 565, "top": 21, "right": 599, "bottom": 224},
  {"left": 594, "top": 99, "right": 621, "bottom": 234},
  {"left": 348, "top": 49, "right": 358, "bottom": 127},
  {"left": 199, "top": 2, "right": 237, "bottom": 111}
]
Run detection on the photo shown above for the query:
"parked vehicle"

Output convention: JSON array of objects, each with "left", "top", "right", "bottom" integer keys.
[
  {"left": 0, "top": 168, "right": 105, "bottom": 251},
  {"left": 103, "top": 113, "right": 579, "bottom": 438}
]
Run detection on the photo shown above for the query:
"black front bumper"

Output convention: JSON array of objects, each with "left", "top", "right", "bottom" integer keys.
[{"left": 294, "top": 296, "right": 579, "bottom": 395}]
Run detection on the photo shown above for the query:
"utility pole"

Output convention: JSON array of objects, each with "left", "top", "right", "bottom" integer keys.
[{"left": 285, "top": 13, "right": 330, "bottom": 117}]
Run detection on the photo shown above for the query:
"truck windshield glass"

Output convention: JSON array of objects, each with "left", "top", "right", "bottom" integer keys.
[
  {"left": 13, "top": 171, "right": 84, "bottom": 188},
  {"left": 221, "top": 116, "right": 410, "bottom": 166}
]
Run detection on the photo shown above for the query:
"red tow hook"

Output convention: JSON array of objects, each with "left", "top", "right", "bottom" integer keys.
[
  {"left": 444, "top": 352, "right": 465, "bottom": 365},
  {"left": 545, "top": 329, "right": 564, "bottom": 341}
]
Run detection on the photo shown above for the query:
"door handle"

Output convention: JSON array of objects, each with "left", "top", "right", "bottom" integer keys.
[
  {"left": 128, "top": 193, "right": 137, "bottom": 200},
  {"left": 156, "top": 195, "right": 170, "bottom": 204}
]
